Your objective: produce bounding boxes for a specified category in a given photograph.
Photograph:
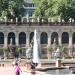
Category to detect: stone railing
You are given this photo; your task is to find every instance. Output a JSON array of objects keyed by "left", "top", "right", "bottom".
[
  {"left": 0, "top": 17, "right": 75, "bottom": 26},
  {"left": 0, "top": 21, "right": 75, "bottom": 26}
]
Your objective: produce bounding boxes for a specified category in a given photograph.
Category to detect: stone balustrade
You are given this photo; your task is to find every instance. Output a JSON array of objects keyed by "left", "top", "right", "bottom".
[{"left": 0, "top": 17, "right": 74, "bottom": 26}]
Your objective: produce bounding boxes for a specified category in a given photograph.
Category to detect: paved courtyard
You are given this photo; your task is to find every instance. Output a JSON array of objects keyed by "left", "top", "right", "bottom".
[
  {"left": 0, "top": 66, "right": 74, "bottom": 75},
  {"left": 0, "top": 59, "right": 75, "bottom": 75},
  {"left": 0, "top": 66, "right": 33, "bottom": 75},
  {"left": 0, "top": 66, "right": 42, "bottom": 75}
]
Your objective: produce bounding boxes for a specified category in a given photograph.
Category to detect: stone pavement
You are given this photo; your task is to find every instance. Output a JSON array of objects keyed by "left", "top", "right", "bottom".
[
  {"left": 0, "top": 65, "right": 75, "bottom": 75},
  {"left": 0, "top": 66, "right": 74, "bottom": 75},
  {"left": 0, "top": 66, "right": 31, "bottom": 75},
  {"left": 0, "top": 59, "right": 75, "bottom": 75},
  {"left": 0, "top": 66, "right": 41, "bottom": 75}
]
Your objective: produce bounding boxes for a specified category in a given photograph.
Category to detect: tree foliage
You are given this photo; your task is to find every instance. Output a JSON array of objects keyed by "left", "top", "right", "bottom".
[
  {"left": 33, "top": 0, "right": 53, "bottom": 21},
  {"left": 58, "top": 0, "right": 75, "bottom": 22},
  {"left": 33, "top": 0, "right": 75, "bottom": 22},
  {"left": 0, "top": 0, "right": 24, "bottom": 20},
  {"left": 33, "top": 0, "right": 61, "bottom": 21}
]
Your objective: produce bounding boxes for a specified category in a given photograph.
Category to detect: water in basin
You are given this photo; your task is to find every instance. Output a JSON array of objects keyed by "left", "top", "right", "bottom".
[{"left": 38, "top": 68, "right": 73, "bottom": 75}]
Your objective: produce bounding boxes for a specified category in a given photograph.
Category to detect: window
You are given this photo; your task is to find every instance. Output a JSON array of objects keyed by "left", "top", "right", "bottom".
[
  {"left": 30, "top": 32, "right": 34, "bottom": 43},
  {"left": 41, "top": 32, "right": 48, "bottom": 44},
  {"left": 51, "top": 32, "right": 58, "bottom": 44},
  {"left": 0, "top": 32, "right": 4, "bottom": 44},
  {"left": 19, "top": 32, "right": 26, "bottom": 44},
  {"left": 8, "top": 32, "right": 15, "bottom": 44},
  {"left": 62, "top": 32, "right": 69, "bottom": 44}
]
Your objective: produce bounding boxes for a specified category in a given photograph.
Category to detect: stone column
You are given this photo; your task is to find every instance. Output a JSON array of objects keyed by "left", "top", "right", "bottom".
[
  {"left": 38, "top": 31, "right": 41, "bottom": 57},
  {"left": 47, "top": 32, "right": 51, "bottom": 47},
  {"left": 69, "top": 33, "right": 72, "bottom": 56},
  {"left": 4, "top": 33, "right": 8, "bottom": 60},
  {"left": 69, "top": 33, "right": 72, "bottom": 47},
  {"left": 58, "top": 33, "right": 62, "bottom": 46},
  {"left": 15, "top": 33, "right": 19, "bottom": 46},
  {"left": 47, "top": 32, "right": 51, "bottom": 59},
  {"left": 26, "top": 32, "right": 30, "bottom": 47},
  {"left": 4, "top": 34, "right": 8, "bottom": 48}
]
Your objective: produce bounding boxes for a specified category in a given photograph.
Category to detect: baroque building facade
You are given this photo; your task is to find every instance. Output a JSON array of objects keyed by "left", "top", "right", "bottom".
[{"left": 0, "top": 21, "right": 75, "bottom": 57}]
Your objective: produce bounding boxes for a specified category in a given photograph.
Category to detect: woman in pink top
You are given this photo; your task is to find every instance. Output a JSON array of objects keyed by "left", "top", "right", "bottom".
[{"left": 15, "top": 63, "right": 22, "bottom": 75}]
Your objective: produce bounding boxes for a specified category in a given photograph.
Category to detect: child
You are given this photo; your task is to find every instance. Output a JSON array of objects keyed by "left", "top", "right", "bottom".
[
  {"left": 31, "top": 60, "right": 38, "bottom": 69},
  {"left": 15, "top": 63, "right": 22, "bottom": 75}
]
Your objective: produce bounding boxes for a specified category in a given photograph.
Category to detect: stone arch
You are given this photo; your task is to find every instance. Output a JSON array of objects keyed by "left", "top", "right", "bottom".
[
  {"left": 40, "top": 32, "right": 48, "bottom": 44},
  {"left": 62, "top": 32, "right": 69, "bottom": 44},
  {"left": 0, "top": 32, "right": 4, "bottom": 44},
  {"left": 30, "top": 32, "right": 34, "bottom": 43},
  {"left": 8, "top": 32, "right": 15, "bottom": 44},
  {"left": 51, "top": 32, "right": 58, "bottom": 44},
  {"left": 19, "top": 32, "right": 26, "bottom": 44},
  {"left": 72, "top": 32, "right": 75, "bottom": 44}
]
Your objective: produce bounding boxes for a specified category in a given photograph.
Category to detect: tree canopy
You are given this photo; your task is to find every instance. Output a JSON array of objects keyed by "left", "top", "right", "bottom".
[
  {"left": 58, "top": 0, "right": 75, "bottom": 22},
  {"left": 0, "top": 0, "right": 24, "bottom": 20},
  {"left": 33, "top": 0, "right": 75, "bottom": 22},
  {"left": 0, "top": 0, "right": 75, "bottom": 22}
]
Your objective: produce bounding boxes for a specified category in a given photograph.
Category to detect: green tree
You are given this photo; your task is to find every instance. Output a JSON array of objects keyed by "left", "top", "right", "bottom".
[
  {"left": 0, "top": 0, "right": 24, "bottom": 20},
  {"left": 57, "top": 0, "right": 75, "bottom": 22},
  {"left": 33, "top": 0, "right": 75, "bottom": 22},
  {"left": 33, "top": 0, "right": 61, "bottom": 21},
  {"left": 33, "top": 0, "right": 49, "bottom": 21}
]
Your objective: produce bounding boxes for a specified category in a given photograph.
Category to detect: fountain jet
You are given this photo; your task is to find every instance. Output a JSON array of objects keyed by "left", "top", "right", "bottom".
[{"left": 33, "top": 29, "right": 40, "bottom": 63}]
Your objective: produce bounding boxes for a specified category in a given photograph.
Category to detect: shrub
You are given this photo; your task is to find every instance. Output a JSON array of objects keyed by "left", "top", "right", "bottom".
[
  {"left": 48, "top": 47, "right": 53, "bottom": 52},
  {"left": 60, "top": 47, "right": 65, "bottom": 52}
]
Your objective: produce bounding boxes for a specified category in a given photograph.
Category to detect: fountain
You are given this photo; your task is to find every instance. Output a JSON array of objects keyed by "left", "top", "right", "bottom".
[
  {"left": 25, "top": 29, "right": 40, "bottom": 70},
  {"left": 32, "top": 30, "right": 62, "bottom": 68},
  {"left": 25, "top": 30, "right": 73, "bottom": 75},
  {"left": 33, "top": 29, "right": 40, "bottom": 63}
]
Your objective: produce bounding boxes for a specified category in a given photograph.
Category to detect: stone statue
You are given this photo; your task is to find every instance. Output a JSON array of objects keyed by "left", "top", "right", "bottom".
[
  {"left": 53, "top": 47, "right": 62, "bottom": 59},
  {"left": 52, "top": 38, "right": 57, "bottom": 51},
  {"left": 52, "top": 38, "right": 62, "bottom": 59},
  {"left": 10, "top": 38, "right": 13, "bottom": 45},
  {"left": 54, "top": 38, "right": 56, "bottom": 43},
  {"left": 26, "top": 44, "right": 33, "bottom": 59}
]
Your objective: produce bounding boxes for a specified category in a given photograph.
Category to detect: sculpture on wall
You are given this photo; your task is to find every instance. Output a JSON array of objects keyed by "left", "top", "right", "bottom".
[{"left": 52, "top": 38, "right": 62, "bottom": 59}]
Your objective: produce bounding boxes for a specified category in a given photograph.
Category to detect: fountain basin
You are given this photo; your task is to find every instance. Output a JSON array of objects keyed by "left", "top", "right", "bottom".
[
  {"left": 34, "top": 67, "right": 72, "bottom": 74},
  {"left": 35, "top": 66, "right": 69, "bottom": 71},
  {"left": 44, "top": 68, "right": 72, "bottom": 74}
]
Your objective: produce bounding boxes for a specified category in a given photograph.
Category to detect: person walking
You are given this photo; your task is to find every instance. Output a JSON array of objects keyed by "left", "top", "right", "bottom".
[{"left": 15, "top": 63, "right": 22, "bottom": 75}]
